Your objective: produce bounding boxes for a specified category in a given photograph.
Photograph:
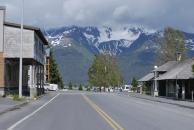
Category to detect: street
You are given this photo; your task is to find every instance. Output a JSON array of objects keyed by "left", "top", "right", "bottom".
[{"left": 1, "top": 92, "right": 194, "bottom": 130}]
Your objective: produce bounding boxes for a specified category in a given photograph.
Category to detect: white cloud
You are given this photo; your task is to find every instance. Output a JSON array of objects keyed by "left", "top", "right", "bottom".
[{"left": 0, "top": 0, "right": 194, "bottom": 32}]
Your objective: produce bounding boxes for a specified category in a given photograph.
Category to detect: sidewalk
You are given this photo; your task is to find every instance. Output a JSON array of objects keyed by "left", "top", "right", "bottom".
[
  {"left": 0, "top": 97, "right": 29, "bottom": 115},
  {"left": 117, "top": 92, "right": 194, "bottom": 109},
  {"left": 0, "top": 91, "right": 56, "bottom": 115}
]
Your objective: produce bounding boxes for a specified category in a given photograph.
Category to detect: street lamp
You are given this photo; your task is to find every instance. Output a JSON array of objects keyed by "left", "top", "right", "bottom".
[
  {"left": 19, "top": 0, "right": 24, "bottom": 98},
  {"left": 154, "top": 65, "right": 158, "bottom": 97}
]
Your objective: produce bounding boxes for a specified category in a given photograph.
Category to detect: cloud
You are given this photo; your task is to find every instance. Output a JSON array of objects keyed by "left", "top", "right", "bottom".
[{"left": 0, "top": 0, "right": 194, "bottom": 32}]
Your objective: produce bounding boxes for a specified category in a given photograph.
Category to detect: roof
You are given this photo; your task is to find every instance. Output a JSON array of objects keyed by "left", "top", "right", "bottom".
[
  {"left": 4, "top": 22, "right": 48, "bottom": 45},
  {"left": 157, "top": 59, "right": 194, "bottom": 80},
  {"left": 0, "top": 6, "right": 6, "bottom": 10},
  {"left": 155, "top": 61, "right": 178, "bottom": 72},
  {"left": 138, "top": 72, "right": 154, "bottom": 82}
]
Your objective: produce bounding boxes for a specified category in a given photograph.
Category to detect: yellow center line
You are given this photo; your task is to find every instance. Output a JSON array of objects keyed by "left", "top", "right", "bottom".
[{"left": 82, "top": 94, "right": 124, "bottom": 130}]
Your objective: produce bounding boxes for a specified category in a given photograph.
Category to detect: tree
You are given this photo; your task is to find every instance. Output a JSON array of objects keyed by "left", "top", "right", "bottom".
[
  {"left": 157, "top": 27, "right": 187, "bottom": 65},
  {"left": 78, "top": 84, "right": 83, "bottom": 91},
  {"left": 192, "top": 64, "right": 194, "bottom": 74},
  {"left": 131, "top": 77, "right": 138, "bottom": 92},
  {"left": 50, "top": 50, "right": 64, "bottom": 89},
  {"left": 88, "top": 54, "right": 122, "bottom": 89},
  {"left": 142, "top": 84, "right": 149, "bottom": 95},
  {"left": 68, "top": 81, "right": 73, "bottom": 90}
]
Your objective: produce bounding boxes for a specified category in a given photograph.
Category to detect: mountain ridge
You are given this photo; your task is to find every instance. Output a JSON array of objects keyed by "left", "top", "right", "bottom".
[{"left": 45, "top": 25, "right": 194, "bottom": 84}]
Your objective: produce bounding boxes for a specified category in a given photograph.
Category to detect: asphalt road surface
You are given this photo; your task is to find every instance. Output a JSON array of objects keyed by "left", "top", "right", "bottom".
[{"left": 1, "top": 92, "right": 194, "bottom": 130}]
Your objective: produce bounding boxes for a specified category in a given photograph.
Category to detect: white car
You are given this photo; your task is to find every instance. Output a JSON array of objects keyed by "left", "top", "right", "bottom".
[
  {"left": 44, "top": 83, "right": 58, "bottom": 91},
  {"left": 122, "top": 85, "right": 132, "bottom": 92},
  {"left": 109, "top": 88, "right": 114, "bottom": 92}
]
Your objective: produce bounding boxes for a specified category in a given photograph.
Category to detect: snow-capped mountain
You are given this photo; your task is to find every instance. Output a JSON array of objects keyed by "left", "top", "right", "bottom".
[
  {"left": 45, "top": 25, "right": 162, "bottom": 55},
  {"left": 45, "top": 25, "right": 194, "bottom": 84}
]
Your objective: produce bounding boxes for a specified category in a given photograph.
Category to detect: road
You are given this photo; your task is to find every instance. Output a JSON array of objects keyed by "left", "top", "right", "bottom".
[{"left": 1, "top": 92, "right": 194, "bottom": 130}]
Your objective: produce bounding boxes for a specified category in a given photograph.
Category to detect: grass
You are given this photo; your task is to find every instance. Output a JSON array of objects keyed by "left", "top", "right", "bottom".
[{"left": 13, "top": 95, "right": 24, "bottom": 101}]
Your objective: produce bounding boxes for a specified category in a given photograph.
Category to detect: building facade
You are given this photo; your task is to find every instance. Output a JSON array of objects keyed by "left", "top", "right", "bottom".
[
  {"left": 45, "top": 48, "right": 50, "bottom": 83},
  {"left": 0, "top": 7, "right": 49, "bottom": 98},
  {"left": 139, "top": 59, "right": 194, "bottom": 100}
]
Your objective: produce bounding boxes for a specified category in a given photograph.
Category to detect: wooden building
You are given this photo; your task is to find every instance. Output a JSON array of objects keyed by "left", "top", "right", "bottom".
[{"left": 139, "top": 59, "right": 194, "bottom": 100}]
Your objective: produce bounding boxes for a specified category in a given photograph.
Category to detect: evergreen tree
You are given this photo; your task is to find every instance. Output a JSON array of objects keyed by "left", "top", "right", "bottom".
[
  {"left": 78, "top": 84, "right": 83, "bottom": 91},
  {"left": 68, "top": 81, "right": 73, "bottom": 90},
  {"left": 49, "top": 50, "right": 64, "bottom": 89},
  {"left": 131, "top": 77, "right": 138, "bottom": 92},
  {"left": 88, "top": 54, "right": 122, "bottom": 89},
  {"left": 157, "top": 27, "right": 187, "bottom": 65}
]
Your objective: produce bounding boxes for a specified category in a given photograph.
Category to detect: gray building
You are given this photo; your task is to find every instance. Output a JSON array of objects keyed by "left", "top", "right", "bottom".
[
  {"left": 139, "top": 59, "right": 194, "bottom": 100},
  {"left": 0, "top": 7, "right": 49, "bottom": 98}
]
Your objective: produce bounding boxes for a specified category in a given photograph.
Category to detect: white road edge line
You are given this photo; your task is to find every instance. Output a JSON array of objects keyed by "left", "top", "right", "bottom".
[{"left": 7, "top": 93, "right": 61, "bottom": 130}]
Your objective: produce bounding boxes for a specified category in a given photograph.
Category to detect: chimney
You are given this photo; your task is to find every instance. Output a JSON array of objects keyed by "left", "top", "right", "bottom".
[
  {"left": 0, "top": 6, "right": 5, "bottom": 53},
  {"left": 177, "top": 52, "right": 182, "bottom": 61}
]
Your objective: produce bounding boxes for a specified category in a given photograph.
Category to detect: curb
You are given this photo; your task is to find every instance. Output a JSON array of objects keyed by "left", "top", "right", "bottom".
[
  {"left": 118, "top": 92, "right": 194, "bottom": 109},
  {"left": 0, "top": 101, "right": 29, "bottom": 116}
]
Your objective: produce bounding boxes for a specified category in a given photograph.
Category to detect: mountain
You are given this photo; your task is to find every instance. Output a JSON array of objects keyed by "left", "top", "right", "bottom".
[{"left": 45, "top": 26, "right": 194, "bottom": 84}]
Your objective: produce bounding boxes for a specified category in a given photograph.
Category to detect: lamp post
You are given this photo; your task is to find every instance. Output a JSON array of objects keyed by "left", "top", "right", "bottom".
[
  {"left": 154, "top": 65, "right": 158, "bottom": 97},
  {"left": 19, "top": 0, "right": 24, "bottom": 98}
]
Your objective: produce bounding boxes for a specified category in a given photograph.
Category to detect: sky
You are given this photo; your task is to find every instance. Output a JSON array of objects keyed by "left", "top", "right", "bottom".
[{"left": 0, "top": 0, "right": 194, "bottom": 32}]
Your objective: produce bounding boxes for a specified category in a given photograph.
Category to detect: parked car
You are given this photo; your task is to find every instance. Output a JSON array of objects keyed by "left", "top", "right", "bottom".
[
  {"left": 109, "top": 87, "right": 114, "bottom": 92},
  {"left": 92, "top": 87, "right": 99, "bottom": 92},
  {"left": 44, "top": 83, "right": 58, "bottom": 91},
  {"left": 122, "top": 85, "right": 132, "bottom": 92}
]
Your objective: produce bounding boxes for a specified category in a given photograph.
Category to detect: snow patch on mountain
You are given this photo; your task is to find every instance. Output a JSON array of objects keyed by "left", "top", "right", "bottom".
[
  {"left": 98, "top": 27, "right": 140, "bottom": 47},
  {"left": 97, "top": 26, "right": 156, "bottom": 48},
  {"left": 186, "top": 39, "right": 194, "bottom": 50},
  {"left": 48, "top": 34, "right": 63, "bottom": 46},
  {"left": 83, "top": 32, "right": 96, "bottom": 43}
]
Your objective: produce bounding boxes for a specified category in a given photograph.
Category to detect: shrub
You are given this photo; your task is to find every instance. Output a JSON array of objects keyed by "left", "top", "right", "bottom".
[{"left": 13, "top": 95, "right": 23, "bottom": 101}]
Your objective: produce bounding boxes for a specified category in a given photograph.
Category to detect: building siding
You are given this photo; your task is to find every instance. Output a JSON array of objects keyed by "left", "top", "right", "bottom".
[
  {"left": 0, "top": 52, "right": 4, "bottom": 88},
  {"left": 4, "top": 26, "right": 34, "bottom": 58},
  {"left": 0, "top": 9, "right": 5, "bottom": 52}
]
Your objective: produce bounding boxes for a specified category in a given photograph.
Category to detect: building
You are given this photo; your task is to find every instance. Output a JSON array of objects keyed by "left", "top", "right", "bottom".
[
  {"left": 0, "top": 6, "right": 49, "bottom": 98},
  {"left": 139, "top": 59, "right": 194, "bottom": 100},
  {"left": 45, "top": 48, "right": 50, "bottom": 83}
]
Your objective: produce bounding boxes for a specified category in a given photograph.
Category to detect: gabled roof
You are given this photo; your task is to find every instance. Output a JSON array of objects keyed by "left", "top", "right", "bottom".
[
  {"left": 157, "top": 59, "right": 194, "bottom": 80},
  {"left": 4, "top": 22, "right": 48, "bottom": 45},
  {"left": 139, "top": 59, "right": 194, "bottom": 81},
  {"left": 138, "top": 72, "right": 154, "bottom": 82},
  {"left": 155, "top": 61, "right": 178, "bottom": 72}
]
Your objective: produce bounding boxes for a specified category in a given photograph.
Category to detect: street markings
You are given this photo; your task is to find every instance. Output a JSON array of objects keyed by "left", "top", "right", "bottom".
[
  {"left": 7, "top": 93, "right": 61, "bottom": 130},
  {"left": 82, "top": 94, "right": 124, "bottom": 130}
]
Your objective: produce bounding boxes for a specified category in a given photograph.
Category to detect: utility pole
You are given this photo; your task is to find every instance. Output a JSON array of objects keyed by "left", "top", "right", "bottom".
[{"left": 19, "top": 0, "right": 24, "bottom": 98}]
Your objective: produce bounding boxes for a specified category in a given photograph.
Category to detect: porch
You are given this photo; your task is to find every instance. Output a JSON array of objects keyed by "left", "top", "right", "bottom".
[
  {"left": 4, "top": 58, "right": 44, "bottom": 98},
  {"left": 158, "top": 79, "right": 194, "bottom": 100}
]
